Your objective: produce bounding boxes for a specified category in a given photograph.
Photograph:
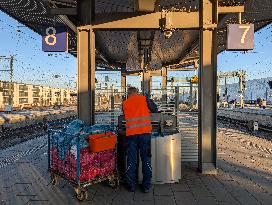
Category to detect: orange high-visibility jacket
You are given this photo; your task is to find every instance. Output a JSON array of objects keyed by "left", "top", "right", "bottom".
[{"left": 123, "top": 95, "right": 152, "bottom": 136}]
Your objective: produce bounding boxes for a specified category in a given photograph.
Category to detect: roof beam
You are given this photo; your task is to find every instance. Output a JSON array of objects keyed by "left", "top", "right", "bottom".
[
  {"left": 58, "top": 15, "right": 77, "bottom": 32},
  {"left": 169, "top": 67, "right": 196, "bottom": 71},
  {"left": 49, "top": 8, "right": 77, "bottom": 15},
  {"left": 48, "top": 0, "right": 77, "bottom": 32},
  {"left": 134, "top": 0, "right": 156, "bottom": 12},
  {"left": 96, "top": 68, "right": 121, "bottom": 72},
  {"left": 78, "top": 5, "right": 244, "bottom": 31},
  {"left": 218, "top": 6, "right": 244, "bottom": 14},
  {"left": 79, "top": 12, "right": 200, "bottom": 30},
  {"left": 49, "top": 0, "right": 76, "bottom": 7}
]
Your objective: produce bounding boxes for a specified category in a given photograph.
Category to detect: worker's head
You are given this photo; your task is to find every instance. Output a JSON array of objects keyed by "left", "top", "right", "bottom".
[{"left": 127, "top": 87, "right": 138, "bottom": 97}]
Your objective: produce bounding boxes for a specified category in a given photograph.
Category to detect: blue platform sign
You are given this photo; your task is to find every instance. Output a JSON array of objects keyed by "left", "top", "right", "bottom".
[{"left": 42, "top": 27, "right": 68, "bottom": 52}]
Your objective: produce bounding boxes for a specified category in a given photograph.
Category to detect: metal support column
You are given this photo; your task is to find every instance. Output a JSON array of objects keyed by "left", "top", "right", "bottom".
[
  {"left": 77, "top": 29, "right": 96, "bottom": 125},
  {"left": 121, "top": 75, "right": 127, "bottom": 94},
  {"left": 77, "top": 0, "right": 95, "bottom": 125},
  {"left": 217, "top": 77, "right": 220, "bottom": 105},
  {"left": 78, "top": 0, "right": 95, "bottom": 25},
  {"left": 189, "top": 82, "right": 193, "bottom": 109},
  {"left": 239, "top": 75, "right": 245, "bottom": 108},
  {"left": 265, "top": 87, "right": 268, "bottom": 102},
  {"left": 111, "top": 85, "right": 115, "bottom": 126},
  {"left": 142, "top": 71, "right": 151, "bottom": 96},
  {"left": 150, "top": 76, "right": 152, "bottom": 94},
  {"left": 175, "top": 86, "right": 180, "bottom": 117},
  {"left": 161, "top": 67, "right": 167, "bottom": 103},
  {"left": 224, "top": 77, "right": 228, "bottom": 102},
  {"left": 198, "top": 0, "right": 218, "bottom": 174}
]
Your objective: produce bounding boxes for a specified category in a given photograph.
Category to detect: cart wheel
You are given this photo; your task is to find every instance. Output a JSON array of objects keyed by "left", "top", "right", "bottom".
[
  {"left": 76, "top": 189, "right": 88, "bottom": 201},
  {"left": 51, "top": 174, "right": 59, "bottom": 186},
  {"left": 108, "top": 177, "right": 119, "bottom": 189}
]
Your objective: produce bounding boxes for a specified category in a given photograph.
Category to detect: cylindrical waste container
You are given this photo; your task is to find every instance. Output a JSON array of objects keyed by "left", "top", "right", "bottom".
[{"left": 138, "top": 133, "right": 181, "bottom": 184}]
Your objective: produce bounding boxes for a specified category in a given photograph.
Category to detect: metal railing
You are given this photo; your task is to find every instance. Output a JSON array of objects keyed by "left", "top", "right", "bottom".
[{"left": 94, "top": 86, "right": 181, "bottom": 127}]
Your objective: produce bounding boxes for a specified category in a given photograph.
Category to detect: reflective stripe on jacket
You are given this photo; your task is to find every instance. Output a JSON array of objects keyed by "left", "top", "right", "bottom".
[{"left": 123, "top": 95, "right": 152, "bottom": 136}]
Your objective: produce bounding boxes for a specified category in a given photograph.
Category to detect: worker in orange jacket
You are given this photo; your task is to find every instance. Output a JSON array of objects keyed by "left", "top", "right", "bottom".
[{"left": 123, "top": 87, "right": 157, "bottom": 193}]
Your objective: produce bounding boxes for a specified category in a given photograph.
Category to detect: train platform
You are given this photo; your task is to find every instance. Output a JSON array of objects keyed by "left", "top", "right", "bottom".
[{"left": 0, "top": 114, "right": 271, "bottom": 205}]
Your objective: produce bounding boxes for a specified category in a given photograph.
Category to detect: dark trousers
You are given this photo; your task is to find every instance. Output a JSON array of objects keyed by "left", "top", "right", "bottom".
[{"left": 126, "top": 133, "right": 152, "bottom": 189}]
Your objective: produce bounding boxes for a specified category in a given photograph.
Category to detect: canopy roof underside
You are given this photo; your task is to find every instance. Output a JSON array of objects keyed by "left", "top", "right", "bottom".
[{"left": 0, "top": 0, "right": 271, "bottom": 70}]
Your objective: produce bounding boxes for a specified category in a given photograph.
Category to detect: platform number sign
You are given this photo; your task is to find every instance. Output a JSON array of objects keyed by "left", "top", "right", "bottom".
[
  {"left": 42, "top": 27, "right": 68, "bottom": 52},
  {"left": 227, "top": 24, "right": 254, "bottom": 50}
]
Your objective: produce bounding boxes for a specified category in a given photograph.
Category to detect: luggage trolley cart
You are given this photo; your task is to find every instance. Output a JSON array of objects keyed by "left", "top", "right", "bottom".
[{"left": 48, "top": 129, "right": 119, "bottom": 201}]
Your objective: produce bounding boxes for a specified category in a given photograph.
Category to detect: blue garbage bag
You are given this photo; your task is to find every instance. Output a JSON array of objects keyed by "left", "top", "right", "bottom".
[
  {"left": 53, "top": 121, "right": 116, "bottom": 160},
  {"left": 57, "top": 119, "right": 85, "bottom": 160},
  {"left": 65, "top": 119, "right": 85, "bottom": 134},
  {"left": 82, "top": 124, "right": 114, "bottom": 134}
]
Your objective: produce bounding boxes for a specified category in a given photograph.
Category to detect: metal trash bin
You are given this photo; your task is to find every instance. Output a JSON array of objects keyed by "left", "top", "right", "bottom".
[{"left": 138, "top": 133, "right": 181, "bottom": 184}]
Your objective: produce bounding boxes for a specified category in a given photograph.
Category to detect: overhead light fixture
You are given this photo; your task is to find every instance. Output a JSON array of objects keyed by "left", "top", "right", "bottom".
[
  {"left": 163, "top": 30, "right": 173, "bottom": 39},
  {"left": 160, "top": 10, "right": 174, "bottom": 39}
]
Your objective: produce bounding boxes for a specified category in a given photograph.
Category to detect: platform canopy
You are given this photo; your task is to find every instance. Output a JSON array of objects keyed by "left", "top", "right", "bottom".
[{"left": 0, "top": 0, "right": 271, "bottom": 70}]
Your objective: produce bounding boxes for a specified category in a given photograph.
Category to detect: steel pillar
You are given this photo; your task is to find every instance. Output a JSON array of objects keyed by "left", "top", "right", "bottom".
[
  {"left": 265, "top": 87, "right": 268, "bottom": 101},
  {"left": 175, "top": 86, "right": 180, "bottom": 117},
  {"left": 239, "top": 75, "right": 245, "bottom": 108},
  {"left": 198, "top": 0, "right": 218, "bottom": 174},
  {"left": 142, "top": 71, "right": 151, "bottom": 96},
  {"left": 77, "top": 0, "right": 95, "bottom": 25},
  {"left": 189, "top": 82, "right": 193, "bottom": 109},
  {"left": 77, "top": 29, "right": 96, "bottom": 125},
  {"left": 121, "top": 75, "right": 127, "bottom": 93},
  {"left": 111, "top": 85, "right": 115, "bottom": 126},
  {"left": 161, "top": 67, "right": 167, "bottom": 103},
  {"left": 150, "top": 76, "right": 152, "bottom": 94}
]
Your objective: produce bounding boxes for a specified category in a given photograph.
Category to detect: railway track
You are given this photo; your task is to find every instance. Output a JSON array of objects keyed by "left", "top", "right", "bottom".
[
  {"left": 217, "top": 117, "right": 272, "bottom": 143},
  {"left": 218, "top": 115, "right": 272, "bottom": 134},
  {"left": 0, "top": 116, "right": 76, "bottom": 150}
]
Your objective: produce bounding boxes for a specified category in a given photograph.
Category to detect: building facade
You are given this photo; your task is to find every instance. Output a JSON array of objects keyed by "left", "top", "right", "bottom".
[{"left": 0, "top": 81, "right": 76, "bottom": 110}]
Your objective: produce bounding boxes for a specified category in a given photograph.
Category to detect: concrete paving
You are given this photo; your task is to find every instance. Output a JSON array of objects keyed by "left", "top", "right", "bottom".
[{"left": 0, "top": 113, "right": 271, "bottom": 205}]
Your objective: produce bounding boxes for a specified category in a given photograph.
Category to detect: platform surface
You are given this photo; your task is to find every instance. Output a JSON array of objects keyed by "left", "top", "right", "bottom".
[{"left": 0, "top": 113, "right": 271, "bottom": 205}]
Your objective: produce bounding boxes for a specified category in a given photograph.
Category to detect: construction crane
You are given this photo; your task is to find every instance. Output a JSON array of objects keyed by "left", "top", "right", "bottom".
[
  {"left": 217, "top": 70, "right": 246, "bottom": 108},
  {"left": 169, "top": 76, "right": 198, "bottom": 109}
]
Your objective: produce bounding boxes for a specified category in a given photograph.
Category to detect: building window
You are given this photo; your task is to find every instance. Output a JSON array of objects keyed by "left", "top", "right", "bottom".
[
  {"left": 19, "top": 98, "right": 28, "bottom": 104},
  {"left": 3, "top": 97, "right": 9, "bottom": 104},
  {"left": 19, "top": 91, "right": 28, "bottom": 97},
  {"left": 19, "top": 85, "right": 28, "bottom": 90},
  {"left": 3, "top": 90, "right": 11, "bottom": 96},
  {"left": 2, "top": 83, "right": 14, "bottom": 90},
  {"left": 33, "top": 98, "right": 39, "bottom": 103},
  {"left": 33, "top": 93, "right": 39, "bottom": 97}
]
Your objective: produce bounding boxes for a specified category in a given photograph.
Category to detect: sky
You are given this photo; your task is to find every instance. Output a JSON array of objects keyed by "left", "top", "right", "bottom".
[
  {"left": 0, "top": 10, "right": 272, "bottom": 89},
  {"left": 0, "top": 11, "right": 76, "bottom": 89}
]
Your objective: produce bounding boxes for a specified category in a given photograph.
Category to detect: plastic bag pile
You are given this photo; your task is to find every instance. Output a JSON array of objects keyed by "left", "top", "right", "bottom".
[
  {"left": 49, "top": 120, "right": 116, "bottom": 182},
  {"left": 50, "top": 119, "right": 114, "bottom": 160},
  {"left": 50, "top": 147, "right": 115, "bottom": 182}
]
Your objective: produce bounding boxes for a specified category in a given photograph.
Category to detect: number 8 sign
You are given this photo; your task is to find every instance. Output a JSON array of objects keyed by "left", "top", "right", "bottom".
[
  {"left": 42, "top": 27, "right": 68, "bottom": 52},
  {"left": 45, "top": 27, "right": 57, "bottom": 46},
  {"left": 227, "top": 24, "right": 254, "bottom": 50}
]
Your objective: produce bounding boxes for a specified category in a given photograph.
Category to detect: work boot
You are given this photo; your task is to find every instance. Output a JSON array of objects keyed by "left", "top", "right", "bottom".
[
  {"left": 143, "top": 188, "right": 150, "bottom": 193},
  {"left": 127, "top": 185, "right": 135, "bottom": 192}
]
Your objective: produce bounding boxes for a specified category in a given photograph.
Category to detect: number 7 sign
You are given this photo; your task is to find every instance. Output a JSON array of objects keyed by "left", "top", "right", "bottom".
[{"left": 227, "top": 24, "right": 254, "bottom": 50}]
